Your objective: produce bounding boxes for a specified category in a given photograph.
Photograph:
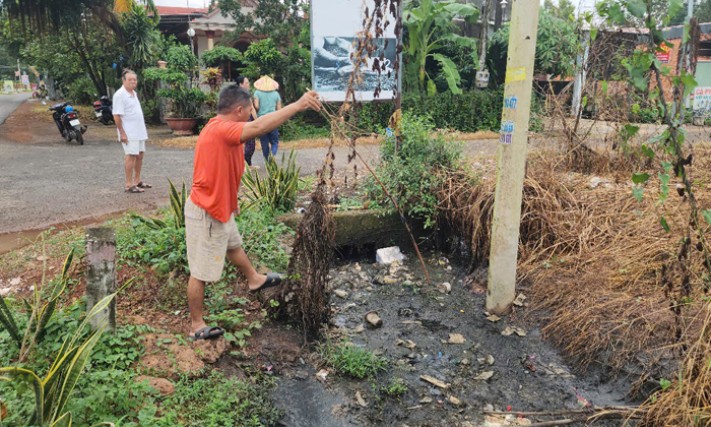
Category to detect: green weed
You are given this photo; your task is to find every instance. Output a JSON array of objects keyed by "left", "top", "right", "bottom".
[
  {"left": 155, "top": 370, "right": 281, "bottom": 427},
  {"left": 206, "top": 299, "right": 263, "bottom": 348},
  {"left": 381, "top": 377, "right": 408, "bottom": 397},
  {"left": 321, "top": 341, "right": 388, "bottom": 379}
]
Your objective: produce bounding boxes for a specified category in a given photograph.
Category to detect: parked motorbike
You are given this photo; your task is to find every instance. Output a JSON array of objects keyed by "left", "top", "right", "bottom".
[
  {"left": 92, "top": 95, "right": 114, "bottom": 125},
  {"left": 49, "top": 102, "right": 86, "bottom": 145}
]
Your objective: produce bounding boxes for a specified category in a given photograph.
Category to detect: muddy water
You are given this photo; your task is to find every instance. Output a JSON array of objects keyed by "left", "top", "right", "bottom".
[{"left": 269, "top": 253, "right": 631, "bottom": 427}]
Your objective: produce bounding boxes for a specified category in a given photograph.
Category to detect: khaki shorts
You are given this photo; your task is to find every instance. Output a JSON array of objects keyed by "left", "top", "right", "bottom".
[{"left": 185, "top": 198, "right": 243, "bottom": 282}]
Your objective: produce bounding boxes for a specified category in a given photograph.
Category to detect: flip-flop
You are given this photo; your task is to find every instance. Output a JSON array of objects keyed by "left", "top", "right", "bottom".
[
  {"left": 125, "top": 185, "right": 144, "bottom": 193},
  {"left": 190, "top": 326, "right": 224, "bottom": 340},
  {"left": 250, "top": 272, "right": 283, "bottom": 293},
  {"left": 137, "top": 181, "right": 152, "bottom": 189}
]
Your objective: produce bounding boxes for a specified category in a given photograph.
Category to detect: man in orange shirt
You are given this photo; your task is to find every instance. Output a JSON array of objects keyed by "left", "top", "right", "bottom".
[{"left": 185, "top": 85, "right": 321, "bottom": 340}]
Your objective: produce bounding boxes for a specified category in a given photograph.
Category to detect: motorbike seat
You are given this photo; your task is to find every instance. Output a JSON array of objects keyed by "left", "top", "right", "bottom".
[{"left": 50, "top": 102, "right": 68, "bottom": 111}]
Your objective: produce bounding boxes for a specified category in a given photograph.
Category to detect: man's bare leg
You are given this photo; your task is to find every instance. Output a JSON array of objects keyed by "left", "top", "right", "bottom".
[
  {"left": 134, "top": 151, "right": 144, "bottom": 186},
  {"left": 124, "top": 155, "right": 137, "bottom": 189},
  {"left": 187, "top": 275, "right": 208, "bottom": 334},
  {"left": 226, "top": 247, "right": 268, "bottom": 291}
]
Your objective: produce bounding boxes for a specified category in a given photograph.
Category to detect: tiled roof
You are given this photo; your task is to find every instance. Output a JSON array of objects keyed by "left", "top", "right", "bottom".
[{"left": 154, "top": 6, "right": 208, "bottom": 16}]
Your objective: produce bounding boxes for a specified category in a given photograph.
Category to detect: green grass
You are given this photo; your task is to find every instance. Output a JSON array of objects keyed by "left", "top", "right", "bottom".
[
  {"left": 154, "top": 370, "right": 281, "bottom": 427},
  {"left": 321, "top": 341, "right": 389, "bottom": 379}
]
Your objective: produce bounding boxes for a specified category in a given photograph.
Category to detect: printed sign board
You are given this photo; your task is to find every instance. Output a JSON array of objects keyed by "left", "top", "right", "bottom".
[
  {"left": 3, "top": 80, "right": 13, "bottom": 93},
  {"left": 655, "top": 42, "right": 672, "bottom": 63},
  {"left": 310, "top": 0, "right": 401, "bottom": 102},
  {"left": 693, "top": 86, "right": 711, "bottom": 117}
]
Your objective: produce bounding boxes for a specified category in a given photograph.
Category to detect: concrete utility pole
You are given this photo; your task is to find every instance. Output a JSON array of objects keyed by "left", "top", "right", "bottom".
[{"left": 486, "top": 0, "right": 541, "bottom": 314}]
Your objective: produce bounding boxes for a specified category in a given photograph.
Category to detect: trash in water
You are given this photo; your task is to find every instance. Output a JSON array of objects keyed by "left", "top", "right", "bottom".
[{"left": 376, "top": 246, "right": 406, "bottom": 264}]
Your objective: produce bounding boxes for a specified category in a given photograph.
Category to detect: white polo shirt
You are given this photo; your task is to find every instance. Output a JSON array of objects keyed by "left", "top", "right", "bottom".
[{"left": 113, "top": 86, "right": 148, "bottom": 141}]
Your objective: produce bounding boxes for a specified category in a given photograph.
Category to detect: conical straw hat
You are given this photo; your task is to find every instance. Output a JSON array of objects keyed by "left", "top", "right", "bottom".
[{"left": 254, "top": 75, "right": 279, "bottom": 91}]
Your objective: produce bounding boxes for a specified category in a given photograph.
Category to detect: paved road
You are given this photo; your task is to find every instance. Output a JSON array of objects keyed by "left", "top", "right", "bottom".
[
  {"left": 0, "top": 93, "right": 31, "bottom": 124},
  {"left": 0, "top": 98, "right": 388, "bottom": 236},
  {"left": 0, "top": 96, "right": 506, "bottom": 240}
]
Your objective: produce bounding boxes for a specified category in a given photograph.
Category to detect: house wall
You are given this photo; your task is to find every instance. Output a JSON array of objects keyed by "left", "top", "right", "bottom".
[
  {"left": 696, "top": 61, "right": 711, "bottom": 86},
  {"left": 651, "top": 33, "right": 711, "bottom": 100}
]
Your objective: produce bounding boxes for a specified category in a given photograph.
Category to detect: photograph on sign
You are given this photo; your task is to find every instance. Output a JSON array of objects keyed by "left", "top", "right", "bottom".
[{"left": 311, "top": 0, "right": 400, "bottom": 102}]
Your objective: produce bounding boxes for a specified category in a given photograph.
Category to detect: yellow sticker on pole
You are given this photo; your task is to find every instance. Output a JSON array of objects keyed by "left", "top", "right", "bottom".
[{"left": 505, "top": 67, "right": 527, "bottom": 84}]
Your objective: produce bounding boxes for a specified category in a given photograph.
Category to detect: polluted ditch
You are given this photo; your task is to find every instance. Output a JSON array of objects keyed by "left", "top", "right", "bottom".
[{"left": 263, "top": 250, "right": 632, "bottom": 427}]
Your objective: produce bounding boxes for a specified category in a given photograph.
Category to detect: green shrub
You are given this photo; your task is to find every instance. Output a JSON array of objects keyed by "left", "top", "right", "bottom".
[
  {"left": 403, "top": 89, "right": 504, "bottom": 132},
  {"left": 236, "top": 208, "right": 293, "bottom": 272},
  {"left": 65, "top": 76, "right": 97, "bottom": 105},
  {"left": 280, "top": 116, "right": 330, "bottom": 141},
  {"left": 631, "top": 102, "right": 662, "bottom": 123},
  {"left": 117, "top": 213, "right": 188, "bottom": 276},
  {"left": 366, "top": 113, "right": 463, "bottom": 228},
  {"left": 358, "top": 102, "right": 395, "bottom": 134}
]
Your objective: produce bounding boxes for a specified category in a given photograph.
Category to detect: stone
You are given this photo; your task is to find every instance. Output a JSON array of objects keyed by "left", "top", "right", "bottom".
[
  {"left": 365, "top": 311, "right": 383, "bottom": 328},
  {"left": 437, "top": 282, "right": 451, "bottom": 294}
]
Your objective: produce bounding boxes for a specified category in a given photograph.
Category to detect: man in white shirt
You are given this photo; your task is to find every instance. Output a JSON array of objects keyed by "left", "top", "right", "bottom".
[{"left": 113, "top": 69, "right": 151, "bottom": 193}]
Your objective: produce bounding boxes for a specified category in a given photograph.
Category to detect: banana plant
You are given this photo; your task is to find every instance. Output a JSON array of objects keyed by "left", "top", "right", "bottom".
[
  {"left": 0, "top": 294, "right": 116, "bottom": 427},
  {"left": 403, "top": 0, "right": 480, "bottom": 95}
]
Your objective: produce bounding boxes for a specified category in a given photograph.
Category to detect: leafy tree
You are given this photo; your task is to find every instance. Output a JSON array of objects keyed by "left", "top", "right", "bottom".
[
  {"left": 488, "top": 9, "right": 577, "bottom": 83},
  {"left": 544, "top": 0, "right": 576, "bottom": 20},
  {"left": 403, "top": 0, "right": 480, "bottom": 95},
  {"left": 201, "top": 45, "right": 241, "bottom": 80},
  {"left": 279, "top": 24, "right": 311, "bottom": 103},
  {"left": 241, "top": 38, "right": 284, "bottom": 79},
  {"left": 0, "top": 43, "right": 16, "bottom": 80},
  {"left": 218, "top": 0, "right": 308, "bottom": 49},
  {"left": 596, "top": 0, "right": 685, "bottom": 29},
  {"left": 121, "top": 2, "right": 162, "bottom": 72},
  {"left": 694, "top": 0, "right": 711, "bottom": 22},
  {"left": 17, "top": 13, "right": 121, "bottom": 97}
]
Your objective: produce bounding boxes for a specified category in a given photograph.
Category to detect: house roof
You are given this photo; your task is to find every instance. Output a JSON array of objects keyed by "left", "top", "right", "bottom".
[
  {"left": 664, "top": 22, "right": 711, "bottom": 39},
  {"left": 154, "top": 6, "right": 208, "bottom": 16}
]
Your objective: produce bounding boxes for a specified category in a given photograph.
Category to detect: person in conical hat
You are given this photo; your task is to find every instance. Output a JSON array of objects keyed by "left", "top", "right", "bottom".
[{"left": 253, "top": 75, "right": 282, "bottom": 160}]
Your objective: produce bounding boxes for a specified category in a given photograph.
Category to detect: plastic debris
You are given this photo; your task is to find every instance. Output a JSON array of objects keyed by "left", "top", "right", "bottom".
[{"left": 376, "top": 246, "right": 406, "bottom": 264}]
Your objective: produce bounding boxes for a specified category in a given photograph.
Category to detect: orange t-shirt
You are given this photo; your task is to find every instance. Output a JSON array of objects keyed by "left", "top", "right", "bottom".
[{"left": 190, "top": 116, "right": 245, "bottom": 223}]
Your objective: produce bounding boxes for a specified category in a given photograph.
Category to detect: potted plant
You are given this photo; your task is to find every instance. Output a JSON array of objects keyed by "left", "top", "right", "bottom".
[
  {"left": 144, "top": 46, "right": 206, "bottom": 135},
  {"left": 161, "top": 86, "right": 207, "bottom": 135}
]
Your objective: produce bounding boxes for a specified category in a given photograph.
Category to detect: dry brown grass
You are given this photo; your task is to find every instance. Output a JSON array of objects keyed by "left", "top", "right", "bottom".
[
  {"left": 437, "top": 147, "right": 711, "bottom": 396},
  {"left": 636, "top": 303, "right": 711, "bottom": 426}
]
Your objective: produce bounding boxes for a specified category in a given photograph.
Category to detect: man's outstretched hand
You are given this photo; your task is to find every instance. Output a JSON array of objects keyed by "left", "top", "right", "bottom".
[{"left": 298, "top": 91, "right": 322, "bottom": 112}]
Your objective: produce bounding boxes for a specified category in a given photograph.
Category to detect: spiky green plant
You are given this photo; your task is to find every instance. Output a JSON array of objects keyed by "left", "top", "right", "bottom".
[
  {"left": 242, "top": 150, "right": 301, "bottom": 213},
  {"left": 129, "top": 179, "right": 186, "bottom": 230},
  {"left": 0, "top": 293, "right": 116, "bottom": 426},
  {"left": 0, "top": 248, "right": 75, "bottom": 361}
]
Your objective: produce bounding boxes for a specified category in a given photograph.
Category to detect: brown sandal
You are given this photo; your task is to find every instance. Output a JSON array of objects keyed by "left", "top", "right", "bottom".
[{"left": 137, "top": 181, "right": 152, "bottom": 189}]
